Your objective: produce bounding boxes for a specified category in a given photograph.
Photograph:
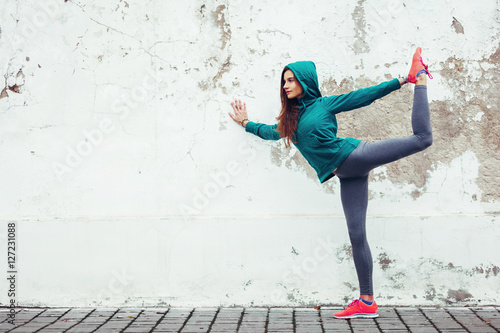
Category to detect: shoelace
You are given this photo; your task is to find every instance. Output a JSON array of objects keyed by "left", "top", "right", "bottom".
[
  {"left": 348, "top": 299, "right": 360, "bottom": 307},
  {"left": 420, "top": 57, "right": 433, "bottom": 79}
]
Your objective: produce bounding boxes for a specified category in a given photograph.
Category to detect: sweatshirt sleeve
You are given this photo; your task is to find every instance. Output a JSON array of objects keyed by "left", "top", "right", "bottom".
[
  {"left": 245, "top": 121, "right": 281, "bottom": 141},
  {"left": 322, "top": 78, "right": 401, "bottom": 114}
]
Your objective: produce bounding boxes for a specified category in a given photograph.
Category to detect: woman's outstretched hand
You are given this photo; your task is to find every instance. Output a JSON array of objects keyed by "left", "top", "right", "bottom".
[{"left": 229, "top": 99, "right": 249, "bottom": 127}]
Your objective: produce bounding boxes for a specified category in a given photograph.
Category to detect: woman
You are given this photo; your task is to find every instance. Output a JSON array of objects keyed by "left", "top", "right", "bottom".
[{"left": 228, "top": 48, "right": 433, "bottom": 319}]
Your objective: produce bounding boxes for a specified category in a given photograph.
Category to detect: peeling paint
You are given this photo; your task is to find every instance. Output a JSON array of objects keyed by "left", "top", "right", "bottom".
[
  {"left": 212, "top": 5, "right": 231, "bottom": 50},
  {"left": 283, "top": 150, "right": 317, "bottom": 182},
  {"left": 472, "top": 264, "right": 500, "bottom": 278},
  {"left": 372, "top": 247, "right": 500, "bottom": 304},
  {"left": 378, "top": 252, "right": 394, "bottom": 271},
  {"left": 8, "top": 84, "right": 21, "bottom": 93},
  {"left": 387, "top": 272, "right": 406, "bottom": 290},
  {"left": 270, "top": 141, "right": 337, "bottom": 194},
  {"left": 351, "top": 0, "right": 370, "bottom": 55},
  {"left": 447, "top": 289, "right": 473, "bottom": 302},
  {"left": 335, "top": 244, "right": 353, "bottom": 263},
  {"left": 452, "top": 17, "right": 465, "bottom": 34},
  {"left": 425, "top": 285, "right": 437, "bottom": 301},
  {"left": 0, "top": 87, "right": 8, "bottom": 99},
  {"left": 199, "top": 55, "right": 232, "bottom": 91},
  {"left": 270, "top": 145, "right": 284, "bottom": 167},
  {"left": 212, "top": 56, "right": 231, "bottom": 87},
  {"left": 243, "top": 280, "right": 252, "bottom": 290},
  {"left": 343, "top": 282, "right": 357, "bottom": 291},
  {"left": 320, "top": 75, "right": 430, "bottom": 193},
  {"left": 319, "top": 48, "right": 500, "bottom": 203},
  {"left": 421, "top": 258, "right": 500, "bottom": 279},
  {"left": 435, "top": 53, "right": 500, "bottom": 202},
  {"left": 257, "top": 29, "right": 292, "bottom": 42}
]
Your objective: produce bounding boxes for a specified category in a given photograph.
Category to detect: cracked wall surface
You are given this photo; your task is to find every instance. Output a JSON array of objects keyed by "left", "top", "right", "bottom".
[{"left": 0, "top": 0, "right": 498, "bottom": 307}]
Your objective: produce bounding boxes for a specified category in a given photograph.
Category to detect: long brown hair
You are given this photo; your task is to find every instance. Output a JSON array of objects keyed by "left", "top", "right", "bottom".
[{"left": 276, "top": 67, "right": 300, "bottom": 148}]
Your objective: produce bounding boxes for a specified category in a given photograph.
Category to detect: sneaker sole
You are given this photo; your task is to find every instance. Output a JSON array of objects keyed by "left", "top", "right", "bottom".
[{"left": 334, "top": 312, "right": 379, "bottom": 319}]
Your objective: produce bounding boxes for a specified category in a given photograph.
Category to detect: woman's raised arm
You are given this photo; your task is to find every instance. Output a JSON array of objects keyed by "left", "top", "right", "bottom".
[{"left": 322, "top": 78, "right": 403, "bottom": 114}]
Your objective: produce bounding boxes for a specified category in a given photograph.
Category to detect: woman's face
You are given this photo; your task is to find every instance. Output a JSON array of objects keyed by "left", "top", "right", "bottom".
[{"left": 283, "top": 69, "right": 304, "bottom": 99}]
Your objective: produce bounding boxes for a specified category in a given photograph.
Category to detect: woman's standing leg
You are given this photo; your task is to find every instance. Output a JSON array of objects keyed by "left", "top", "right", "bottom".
[
  {"left": 334, "top": 174, "right": 379, "bottom": 319},
  {"left": 339, "top": 176, "right": 373, "bottom": 297},
  {"left": 333, "top": 74, "right": 432, "bottom": 319}
]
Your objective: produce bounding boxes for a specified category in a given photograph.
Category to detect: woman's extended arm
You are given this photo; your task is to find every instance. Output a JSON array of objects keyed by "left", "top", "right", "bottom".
[
  {"left": 229, "top": 99, "right": 280, "bottom": 141},
  {"left": 322, "top": 78, "right": 404, "bottom": 114},
  {"left": 244, "top": 122, "right": 280, "bottom": 141},
  {"left": 229, "top": 99, "right": 249, "bottom": 127}
]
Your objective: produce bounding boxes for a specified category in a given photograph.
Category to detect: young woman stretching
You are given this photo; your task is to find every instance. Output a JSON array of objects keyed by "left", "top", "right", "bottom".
[{"left": 228, "top": 48, "right": 433, "bottom": 319}]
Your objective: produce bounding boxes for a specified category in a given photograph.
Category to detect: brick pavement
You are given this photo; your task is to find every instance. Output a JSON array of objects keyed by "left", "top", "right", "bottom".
[{"left": 0, "top": 306, "right": 498, "bottom": 333}]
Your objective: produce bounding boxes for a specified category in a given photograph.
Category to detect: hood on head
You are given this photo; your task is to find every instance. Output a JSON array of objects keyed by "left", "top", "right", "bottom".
[{"left": 285, "top": 61, "right": 322, "bottom": 105}]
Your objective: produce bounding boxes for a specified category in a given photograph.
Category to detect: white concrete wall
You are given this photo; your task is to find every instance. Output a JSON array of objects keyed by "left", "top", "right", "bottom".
[{"left": 0, "top": 0, "right": 499, "bottom": 307}]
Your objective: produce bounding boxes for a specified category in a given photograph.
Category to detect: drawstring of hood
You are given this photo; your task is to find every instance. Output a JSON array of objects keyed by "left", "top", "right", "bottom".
[{"left": 299, "top": 98, "right": 306, "bottom": 113}]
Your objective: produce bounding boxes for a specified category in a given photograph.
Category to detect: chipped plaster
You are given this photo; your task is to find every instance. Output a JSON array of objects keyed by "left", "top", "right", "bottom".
[{"left": 0, "top": 0, "right": 498, "bottom": 307}]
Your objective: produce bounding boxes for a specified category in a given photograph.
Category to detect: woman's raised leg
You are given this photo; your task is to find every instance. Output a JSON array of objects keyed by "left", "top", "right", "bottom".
[{"left": 334, "top": 75, "right": 432, "bottom": 179}]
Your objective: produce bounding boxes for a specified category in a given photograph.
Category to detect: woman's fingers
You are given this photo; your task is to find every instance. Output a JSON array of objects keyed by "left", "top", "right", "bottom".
[
  {"left": 229, "top": 100, "right": 241, "bottom": 124},
  {"left": 229, "top": 98, "right": 248, "bottom": 124},
  {"left": 231, "top": 100, "right": 238, "bottom": 114},
  {"left": 236, "top": 99, "right": 247, "bottom": 115}
]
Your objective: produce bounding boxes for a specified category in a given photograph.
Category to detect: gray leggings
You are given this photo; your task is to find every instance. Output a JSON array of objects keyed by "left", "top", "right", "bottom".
[{"left": 334, "top": 85, "right": 432, "bottom": 295}]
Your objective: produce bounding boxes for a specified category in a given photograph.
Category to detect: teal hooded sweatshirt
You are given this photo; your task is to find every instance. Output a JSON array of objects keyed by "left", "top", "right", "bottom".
[{"left": 245, "top": 61, "right": 401, "bottom": 183}]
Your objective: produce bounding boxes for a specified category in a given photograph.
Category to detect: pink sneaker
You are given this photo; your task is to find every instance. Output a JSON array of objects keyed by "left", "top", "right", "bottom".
[
  {"left": 407, "top": 47, "right": 433, "bottom": 83},
  {"left": 333, "top": 299, "right": 379, "bottom": 319}
]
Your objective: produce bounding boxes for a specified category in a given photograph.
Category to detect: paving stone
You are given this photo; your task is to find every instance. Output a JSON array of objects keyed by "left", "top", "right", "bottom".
[
  {"left": 380, "top": 307, "right": 402, "bottom": 318},
  {"left": 155, "top": 323, "right": 185, "bottom": 330},
  {"left": 296, "top": 328, "right": 323, "bottom": 333},
  {"left": 351, "top": 328, "right": 380, "bottom": 333},
  {"left": 399, "top": 317, "right": 430, "bottom": 325},
  {"left": 466, "top": 324, "right": 496, "bottom": 330},
  {"left": 123, "top": 327, "right": 156, "bottom": 333},
  {"left": 488, "top": 319, "right": 500, "bottom": 328},
  {"left": 240, "top": 322, "right": 267, "bottom": 327},
  {"left": 267, "top": 323, "right": 294, "bottom": 329},
  {"left": 65, "top": 324, "right": 103, "bottom": 333},
  {"left": 405, "top": 326, "right": 439, "bottom": 332},
  {"left": 179, "top": 324, "right": 211, "bottom": 330}
]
